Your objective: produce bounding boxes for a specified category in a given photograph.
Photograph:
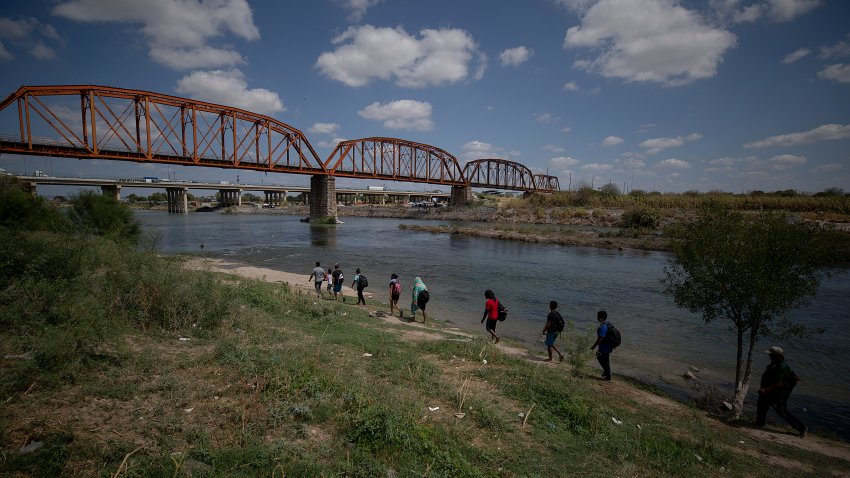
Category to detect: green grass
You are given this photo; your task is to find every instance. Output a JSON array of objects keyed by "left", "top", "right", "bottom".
[{"left": 1, "top": 226, "right": 846, "bottom": 477}]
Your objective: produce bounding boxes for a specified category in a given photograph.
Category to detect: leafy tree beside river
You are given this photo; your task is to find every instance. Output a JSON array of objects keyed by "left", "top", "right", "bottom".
[{"left": 662, "top": 208, "right": 839, "bottom": 420}]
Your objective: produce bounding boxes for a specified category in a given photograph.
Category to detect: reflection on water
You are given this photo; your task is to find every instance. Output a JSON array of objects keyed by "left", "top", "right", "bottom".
[
  {"left": 309, "top": 224, "right": 337, "bottom": 247},
  {"left": 136, "top": 210, "right": 850, "bottom": 440}
]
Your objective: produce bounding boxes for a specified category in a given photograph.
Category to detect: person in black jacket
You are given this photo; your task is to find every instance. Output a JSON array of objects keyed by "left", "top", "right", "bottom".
[{"left": 756, "top": 346, "right": 807, "bottom": 437}]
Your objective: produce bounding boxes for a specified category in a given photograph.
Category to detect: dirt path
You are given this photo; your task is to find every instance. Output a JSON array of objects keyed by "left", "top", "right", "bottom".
[{"left": 185, "top": 257, "right": 850, "bottom": 468}]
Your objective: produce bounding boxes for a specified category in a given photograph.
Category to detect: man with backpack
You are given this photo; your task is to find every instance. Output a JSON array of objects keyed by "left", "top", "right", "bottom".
[
  {"left": 541, "top": 301, "right": 565, "bottom": 362},
  {"left": 756, "top": 346, "right": 807, "bottom": 437},
  {"left": 590, "top": 310, "right": 620, "bottom": 381},
  {"left": 351, "top": 268, "right": 368, "bottom": 305}
]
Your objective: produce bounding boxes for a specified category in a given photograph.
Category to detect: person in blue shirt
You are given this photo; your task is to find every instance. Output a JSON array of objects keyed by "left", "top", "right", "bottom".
[{"left": 590, "top": 310, "right": 613, "bottom": 381}]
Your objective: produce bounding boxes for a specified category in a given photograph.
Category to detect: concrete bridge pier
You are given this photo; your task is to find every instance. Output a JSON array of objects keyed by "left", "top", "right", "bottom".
[
  {"left": 264, "top": 191, "right": 285, "bottom": 207},
  {"left": 219, "top": 189, "right": 242, "bottom": 207},
  {"left": 166, "top": 187, "right": 188, "bottom": 213},
  {"left": 450, "top": 185, "right": 473, "bottom": 206},
  {"left": 101, "top": 184, "right": 121, "bottom": 201},
  {"left": 309, "top": 175, "right": 337, "bottom": 220}
]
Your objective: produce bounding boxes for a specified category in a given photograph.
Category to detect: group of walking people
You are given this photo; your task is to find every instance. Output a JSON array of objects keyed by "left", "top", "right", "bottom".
[
  {"left": 308, "top": 262, "right": 807, "bottom": 437},
  {"left": 308, "top": 262, "right": 430, "bottom": 321}
]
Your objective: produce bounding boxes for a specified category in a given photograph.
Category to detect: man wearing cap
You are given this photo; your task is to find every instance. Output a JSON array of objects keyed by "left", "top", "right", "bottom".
[{"left": 756, "top": 346, "right": 807, "bottom": 437}]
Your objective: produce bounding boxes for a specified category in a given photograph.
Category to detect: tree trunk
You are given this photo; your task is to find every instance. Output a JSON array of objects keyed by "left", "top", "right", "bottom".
[
  {"left": 731, "top": 326, "right": 759, "bottom": 420},
  {"left": 731, "top": 327, "right": 746, "bottom": 419}
]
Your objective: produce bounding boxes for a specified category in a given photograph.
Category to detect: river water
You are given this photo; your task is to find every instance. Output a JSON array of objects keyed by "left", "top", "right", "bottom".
[{"left": 135, "top": 211, "right": 850, "bottom": 440}]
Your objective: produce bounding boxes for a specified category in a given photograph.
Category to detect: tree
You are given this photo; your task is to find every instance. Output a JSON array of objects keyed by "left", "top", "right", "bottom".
[
  {"left": 662, "top": 208, "right": 833, "bottom": 420},
  {"left": 68, "top": 191, "right": 141, "bottom": 244},
  {"left": 599, "top": 183, "right": 621, "bottom": 197}
]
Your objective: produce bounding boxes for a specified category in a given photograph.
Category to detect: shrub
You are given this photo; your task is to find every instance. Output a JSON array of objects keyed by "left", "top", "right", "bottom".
[
  {"left": 0, "top": 179, "right": 70, "bottom": 232},
  {"left": 68, "top": 190, "right": 141, "bottom": 244},
  {"left": 619, "top": 206, "right": 661, "bottom": 229}
]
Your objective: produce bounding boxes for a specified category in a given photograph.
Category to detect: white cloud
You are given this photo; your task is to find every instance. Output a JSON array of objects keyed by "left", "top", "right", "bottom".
[
  {"left": 581, "top": 162, "right": 613, "bottom": 172},
  {"left": 30, "top": 42, "right": 56, "bottom": 60},
  {"left": 337, "top": 0, "right": 382, "bottom": 22},
  {"left": 814, "top": 163, "right": 842, "bottom": 173},
  {"left": 149, "top": 46, "right": 244, "bottom": 71},
  {"left": 0, "top": 16, "right": 61, "bottom": 60},
  {"left": 765, "top": 0, "right": 822, "bottom": 22},
  {"left": 563, "top": 0, "right": 737, "bottom": 86},
  {"left": 818, "top": 64, "right": 850, "bottom": 84},
  {"left": 639, "top": 133, "right": 701, "bottom": 155},
  {"left": 0, "top": 41, "right": 12, "bottom": 61},
  {"left": 358, "top": 100, "right": 433, "bottom": 131},
  {"left": 487, "top": 105, "right": 495, "bottom": 111},
  {"left": 542, "top": 144, "right": 566, "bottom": 153},
  {"left": 757, "top": 154, "right": 807, "bottom": 170},
  {"left": 561, "top": 127, "right": 573, "bottom": 133},
  {"left": 820, "top": 35, "right": 850, "bottom": 60},
  {"left": 622, "top": 158, "right": 645, "bottom": 168},
  {"left": 309, "top": 123, "right": 341, "bottom": 135},
  {"left": 175, "top": 69, "right": 284, "bottom": 115},
  {"left": 534, "top": 113, "right": 559, "bottom": 124},
  {"left": 655, "top": 158, "right": 691, "bottom": 169},
  {"left": 781, "top": 48, "right": 810, "bottom": 64},
  {"left": 499, "top": 46, "right": 532, "bottom": 67},
  {"left": 461, "top": 140, "right": 510, "bottom": 161},
  {"left": 0, "top": 16, "right": 39, "bottom": 39},
  {"left": 318, "top": 137, "right": 346, "bottom": 149},
  {"left": 315, "top": 25, "right": 484, "bottom": 88},
  {"left": 602, "top": 135, "right": 624, "bottom": 146},
  {"left": 563, "top": 81, "right": 579, "bottom": 91},
  {"left": 53, "top": 0, "right": 258, "bottom": 70},
  {"left": 550, "top": 156, "right": 580, "bottom": 169},
  {"left": 744, "top": 123, "right": 850, "bottom": 148}
]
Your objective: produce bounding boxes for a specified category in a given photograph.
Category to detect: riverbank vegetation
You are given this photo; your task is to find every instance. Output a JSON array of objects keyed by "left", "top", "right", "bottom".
[{"left": 2, "top": 180, "right": 849, "bottom": 476}]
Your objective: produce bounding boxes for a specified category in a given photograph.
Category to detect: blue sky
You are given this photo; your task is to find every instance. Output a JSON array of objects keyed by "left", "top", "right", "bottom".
[{"left": 1, "top": 0, "right": 849, "bottom": 194}]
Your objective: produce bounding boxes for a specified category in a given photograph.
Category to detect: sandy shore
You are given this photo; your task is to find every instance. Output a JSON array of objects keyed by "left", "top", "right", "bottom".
[{"left": 183, "top": 257, "right": 375, "bottom": 301}]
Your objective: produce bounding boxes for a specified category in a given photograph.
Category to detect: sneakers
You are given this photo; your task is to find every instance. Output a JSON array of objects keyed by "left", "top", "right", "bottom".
[{"left": 800, "top": 427, "right": 808, "bottom": 438}]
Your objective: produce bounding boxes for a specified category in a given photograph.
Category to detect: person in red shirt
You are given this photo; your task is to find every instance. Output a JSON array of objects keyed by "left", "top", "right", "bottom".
[{"left": 480, "top": 289, "right": 500, "bottom": 344}]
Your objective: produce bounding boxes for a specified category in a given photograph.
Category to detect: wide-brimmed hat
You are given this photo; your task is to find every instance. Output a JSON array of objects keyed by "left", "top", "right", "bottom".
[{"left": 765, "top": 346, "right": 784, "bottom": 355}]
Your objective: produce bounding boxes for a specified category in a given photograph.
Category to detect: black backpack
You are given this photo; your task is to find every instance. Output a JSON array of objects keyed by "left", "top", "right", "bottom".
[
  {"left": 497, "top": 300, "right": 508, "bottom": 321},
  {"left": 551, "top": 311, "right": 565, "bottom": 333},
  {"left": 358, "top": 275, "right": 368, "bottom": 288},
  {"left": 418, "top": 289, "right": 430, "bottom": 304},
  {"left": 604, "top": 322, "right": 622, "bottom": 348}
]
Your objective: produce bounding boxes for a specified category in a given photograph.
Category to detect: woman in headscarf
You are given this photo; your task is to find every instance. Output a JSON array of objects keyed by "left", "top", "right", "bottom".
[{"left": 411, "top": 277, "right": 429, "bottom": 322}]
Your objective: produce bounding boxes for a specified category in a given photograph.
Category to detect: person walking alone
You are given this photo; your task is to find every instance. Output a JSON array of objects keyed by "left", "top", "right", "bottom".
[
  {"left": 481, "top": 289, "right": 500, "bottom": 344},
  {"left": 590, "top": 310, "right": 613, "bottom": 381},
  {"left": 308, "top": 261, "right": 325, "bottom": 298},
  {"left": 541, "top": 301, "right": 564, "bottom": 362},
  {"left": 756, "top": 346, "right": 807, "bottom": 437},
  {"left": 351, "top": 268, "right": 367, "bottom": 305}
]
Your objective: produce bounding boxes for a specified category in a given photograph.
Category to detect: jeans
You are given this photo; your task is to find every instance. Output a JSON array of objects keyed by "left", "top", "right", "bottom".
[
  {"left": 596, "top": 351, "right": 611, "bottom": 379},
  {"left": 357, "top": 288, "right": 365, "bottom": 305}
]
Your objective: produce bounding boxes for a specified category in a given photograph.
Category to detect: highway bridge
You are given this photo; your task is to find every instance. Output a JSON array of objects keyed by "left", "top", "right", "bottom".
[
  {"left": 13, "top": 175, "right": 450, "bottom": 213},
  {"left": 0, "top": 85, "right": 559, "bottom": 218}
]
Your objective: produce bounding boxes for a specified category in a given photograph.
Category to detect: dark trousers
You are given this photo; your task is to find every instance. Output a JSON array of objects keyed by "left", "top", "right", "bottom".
[
  {"left": 356, "top": 288, "right": 365, "bottom": 305},
  {"left": 756, "top": 393, "right": 805, "bottom": 433},
  {"left": 596, "top": 351, "right": 611, "bottom": 379}
]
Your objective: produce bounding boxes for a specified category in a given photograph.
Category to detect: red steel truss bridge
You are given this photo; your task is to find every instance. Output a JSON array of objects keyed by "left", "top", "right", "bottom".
[{"left": 0, "top": 85, "right": 559, "bottom": 193}]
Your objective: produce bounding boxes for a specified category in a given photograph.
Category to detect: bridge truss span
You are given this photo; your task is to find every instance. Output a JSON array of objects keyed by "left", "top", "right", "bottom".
[
  {"left": 533, "top": 174, "right": 560, "bottom": 192},
  {"left": 324, "top": 137, "right": 466, "bottom": 186},
  {"left": 0, "top": 85, "right": 325, "bottom": 174},
  {"left": 463, "top": 158, "right": 540, "bottom": 192}
]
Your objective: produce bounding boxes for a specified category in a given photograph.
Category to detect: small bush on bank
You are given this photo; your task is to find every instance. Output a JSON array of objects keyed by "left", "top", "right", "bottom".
[{"left": 620, "top": 206, "right": 661, "bottom": 229}]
